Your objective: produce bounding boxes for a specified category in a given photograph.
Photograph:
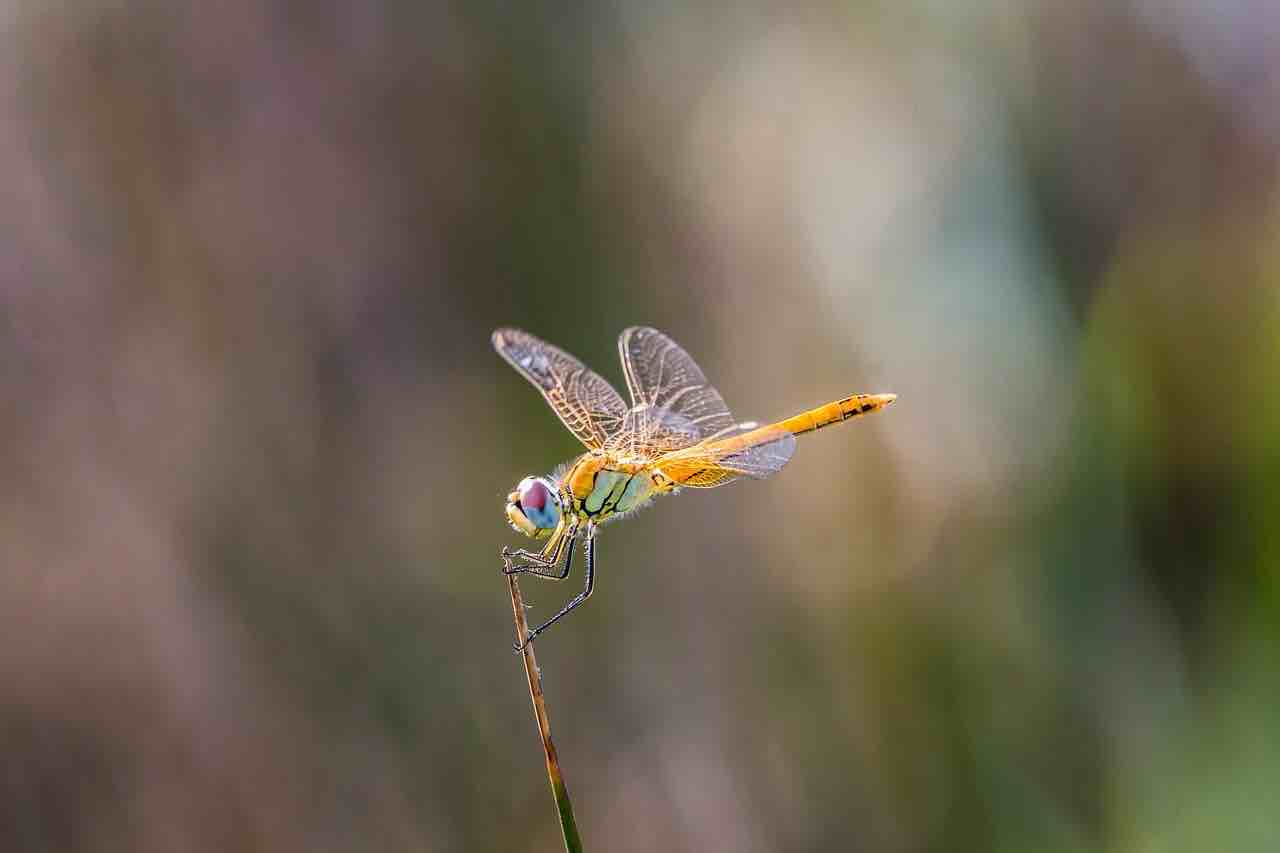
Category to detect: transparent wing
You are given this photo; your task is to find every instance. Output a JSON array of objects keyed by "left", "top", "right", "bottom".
[
  {"left": 492, "top": 328, "right": 628, "bottom": 450},
  {"left": 653, "top": 424, "right": 797, "bottom": 488},
  {"left": 605, "top": 407, "right": 702, "bottom": 456},
  {"left": 609, "top": 326, "right": 738, "bottom": 456}
]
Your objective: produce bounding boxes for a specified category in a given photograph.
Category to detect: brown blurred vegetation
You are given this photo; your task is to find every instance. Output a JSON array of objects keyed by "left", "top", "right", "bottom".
[{"left": 1, "top": 1, "right": 1278, "bottom": 851}]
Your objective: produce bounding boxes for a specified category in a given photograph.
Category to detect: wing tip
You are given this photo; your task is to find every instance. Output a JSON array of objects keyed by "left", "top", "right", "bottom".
[
  {"left": 491, "top": 327, "right": 524, "bottom": 351},
  {"left": 620, "top": 324, "right": 663, "bottom": 341}
]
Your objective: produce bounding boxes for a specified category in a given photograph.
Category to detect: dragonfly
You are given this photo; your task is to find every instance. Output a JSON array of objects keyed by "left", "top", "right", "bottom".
[{"left": 495, "top": 326, "right": 895, "bottom": 650}]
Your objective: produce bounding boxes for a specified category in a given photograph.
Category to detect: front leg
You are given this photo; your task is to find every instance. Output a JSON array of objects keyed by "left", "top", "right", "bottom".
[
  {"left": 500, "top": 545, "right": 552, "bottom": 565},
  {"left": 501, "top": 522, "right": 576, "bottom": 580}
]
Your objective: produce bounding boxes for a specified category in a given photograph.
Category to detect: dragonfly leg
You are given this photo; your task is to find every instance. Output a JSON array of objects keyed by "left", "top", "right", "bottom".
[
  {"left": 500, "top": 546, "right": 554, "bottom": 566},
  {"left": 502, "top": 524, "right": 575, "bottom": 580},
  {"left": 514, "top": 529, "right": 596, "bottom": 651},
  {"left": 499, "top": 545, "right": 550, "bottom": 563},
  {"left": 505, "top": 533, "right": 574, "bottom": 581}
]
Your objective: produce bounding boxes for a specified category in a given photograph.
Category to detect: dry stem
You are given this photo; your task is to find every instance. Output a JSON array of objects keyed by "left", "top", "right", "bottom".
[{"left": 507, "top": 571, "right": 584, "bottom": 852}]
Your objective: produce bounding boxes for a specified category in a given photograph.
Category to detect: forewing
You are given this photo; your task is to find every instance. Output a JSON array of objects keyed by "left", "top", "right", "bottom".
[
  {"left": 492, "top": 328, "right": 628, "bottom": 450},
  {"left": 613, "top": 327, "right": 737, "bottom": 454},
  {"left": 609, "top": 407, "right": 700, "bottom": 456},
  {"left": 655, "top": 425, "right": 797, "bottom": 488}
]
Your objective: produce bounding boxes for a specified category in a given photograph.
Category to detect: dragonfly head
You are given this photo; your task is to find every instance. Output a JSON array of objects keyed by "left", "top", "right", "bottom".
[{"left": 505, "top": 475, "right": 562, "bottom": 539}]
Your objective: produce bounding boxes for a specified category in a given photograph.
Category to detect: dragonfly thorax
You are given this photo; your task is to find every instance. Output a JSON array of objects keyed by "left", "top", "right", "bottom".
[{"left": 562, "top": 453, "right": 668, "bottom": 524}]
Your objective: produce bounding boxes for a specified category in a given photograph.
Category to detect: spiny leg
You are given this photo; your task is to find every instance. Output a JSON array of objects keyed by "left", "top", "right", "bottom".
[
  {"left": 502, "top": 523, "right": 576, "bottom": 579},
  {"left": 507, "top": 530, "right": 575, "bottom": 581},
  {"left": 501, "top": 545, "right": 553, "bottom": 565},
  {"left": 500, "top": 543, "right": 556, "bottom": 568},
  {"left": 501, "top": 520, "right": 573, "bottom": 567},
  {"left": 514, "top": 529, "right": 597, "bottom": 651}
]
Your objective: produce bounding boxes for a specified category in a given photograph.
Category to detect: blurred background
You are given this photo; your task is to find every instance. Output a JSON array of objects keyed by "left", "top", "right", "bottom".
[{"left": 1, "top": 1, "right": 1278, "bottom": 850}]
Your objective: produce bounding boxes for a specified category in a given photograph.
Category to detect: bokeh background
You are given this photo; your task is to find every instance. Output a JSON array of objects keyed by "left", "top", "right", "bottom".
[{"left": 2, "top": 1, "right": 1278, "bottom": 851}]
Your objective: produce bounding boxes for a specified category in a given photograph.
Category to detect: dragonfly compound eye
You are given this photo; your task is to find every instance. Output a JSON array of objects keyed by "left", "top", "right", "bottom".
[
  {"left": 518, "top": 477, "right": 550, "bottom": 512},
  {"left": 508, "top": 476, "right": 560, "bottom": 537}
]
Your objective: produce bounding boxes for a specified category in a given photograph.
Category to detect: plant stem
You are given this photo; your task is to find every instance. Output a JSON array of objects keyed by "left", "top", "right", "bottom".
[{"left": 507, "top": 573, "right": 584, "bottom": 853}]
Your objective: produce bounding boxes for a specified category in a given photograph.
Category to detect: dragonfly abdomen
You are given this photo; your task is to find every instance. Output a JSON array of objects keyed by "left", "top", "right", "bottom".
[
  {"left": 776, "top": 393, "right": 897, "bottom": 437},
  {"left": 659, "top": 393, "right": 895, "bottom": 487}
]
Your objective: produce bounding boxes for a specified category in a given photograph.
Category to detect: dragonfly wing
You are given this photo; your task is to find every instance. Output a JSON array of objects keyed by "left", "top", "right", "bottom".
[
  {"left": 655, "top": 425, "right": 797, "bottom": 488},
  {"left": 493, "top": 328, "right": 628, "bottom": 450},
  {"left": 613, "top": 327, "right": 737, "bottom": 454},
  {"left": 607, "top": 407, "right": 692, "bottom": 455}
]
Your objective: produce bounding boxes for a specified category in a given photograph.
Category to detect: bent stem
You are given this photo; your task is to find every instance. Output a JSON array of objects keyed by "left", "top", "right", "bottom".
[{"left": 507, "top": 572, "right": 584, "bottom": 853}]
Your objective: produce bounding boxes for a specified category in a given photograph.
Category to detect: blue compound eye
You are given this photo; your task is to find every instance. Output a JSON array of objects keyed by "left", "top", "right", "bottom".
[
  {"left": 517, "top": 477, "right": 560, "bottom": 530},
  {"left": 518, "top": 478, "right": 549, "bottom": 511}
]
